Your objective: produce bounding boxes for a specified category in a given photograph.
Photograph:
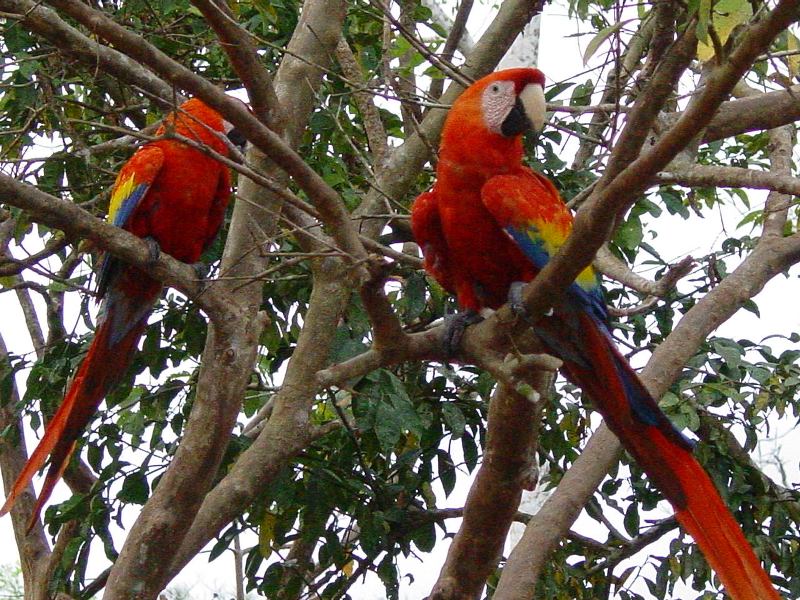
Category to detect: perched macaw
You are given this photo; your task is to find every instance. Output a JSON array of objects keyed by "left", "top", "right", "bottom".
[
  {"left": 1, "top": 98, "right": 235, "bottom": 525},
  {"left": 411, "top": 68, "right": 779, "bottom": 600}
]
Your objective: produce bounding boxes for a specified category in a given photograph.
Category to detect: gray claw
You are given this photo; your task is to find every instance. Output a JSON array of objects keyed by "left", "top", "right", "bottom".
[
  {"left": 442, "top": 310, "right": 483, "bottom": 357},
  {"left": 143, "top": 236, "right": 161, "bottom": 264},
  {"left": 191, "top": 262, "right": 209, "bottom": 279}
]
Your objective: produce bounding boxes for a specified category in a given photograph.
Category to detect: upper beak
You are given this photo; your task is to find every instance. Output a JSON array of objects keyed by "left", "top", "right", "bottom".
[{"left": 518, "top": 83, "right": 546, "bottom": 134}]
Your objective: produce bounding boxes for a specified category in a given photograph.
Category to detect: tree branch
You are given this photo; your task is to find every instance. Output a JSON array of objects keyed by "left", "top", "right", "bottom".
[
  {"left": 190, "top": 0, "right": 282, "bottom": 127},
  {"left": 703, "top": 84, "right": 800, "bottom": 143},
  {"left": 0, "top": 334, "right": 51, "bottom": 599},
  {"left": 0, "top": 0, "right": 174, "bottom": 107},
  {"left": 429, "top": 367, "right": 552, "bottom": 600},
  {"left": 656, "top": 162, "right": 800, "bottom": 197}
]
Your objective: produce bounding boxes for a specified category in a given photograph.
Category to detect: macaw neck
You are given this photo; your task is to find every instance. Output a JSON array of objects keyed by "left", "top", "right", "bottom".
[{"left": 437, "top": 128, "right": 524, "bottom": 187}]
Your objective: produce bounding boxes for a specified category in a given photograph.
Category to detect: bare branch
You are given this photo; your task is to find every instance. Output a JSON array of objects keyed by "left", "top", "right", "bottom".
[
  {"left": 427, "top": 0, "right": 474, "bottom": 103},
  {"left": 0, "top": 175, "right": 226, "bottom": 316},
  {"left": 190, "top": 0, "right": 282, "bottom": 127},
  {"left": 704, "top": 84, "right": 800, "bottom": 142},
  {"left": 595, "top": 248, "right": 694, "bottom": 298},
  {"left": 359, "top": 258, "right": 408, "bottom": 352},
  {"left": 0, "top": 332, "right": 52, "bottom": 597},
  {"left": 571, "top": 11, "right": 655, "bottom": 171},
  {"left": 336, "top": 38, "right": 389, "bottom": 166},
  {"left": 430, "top": 368, "right": 553, "bottom": 600},
  {"left": 762, "top": 125, "right": 795, "bottom": 238},
  {"left": 656, "top": 162, "right": 800, "bottom": 197}
]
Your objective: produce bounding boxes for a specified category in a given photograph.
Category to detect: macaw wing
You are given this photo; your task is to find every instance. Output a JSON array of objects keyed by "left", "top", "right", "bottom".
[
  {"left": 200, "top": 161, "right": 232, "bottom": 254},
  {"left": 410, "top": 190, "right": 455, "bottom": 294},
  {"left": 97, "top": 145, "right": 164, "bottom": 298},
  {"left": 482, "top": 170, "right": 686, "bottom": 439},
  {"left": 480, "top": 171, "right": 607, "bottom": 324}
]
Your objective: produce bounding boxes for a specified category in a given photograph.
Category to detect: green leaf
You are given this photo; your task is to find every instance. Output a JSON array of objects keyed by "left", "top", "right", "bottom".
[
  {"left": 697, "top": 0, "right": 753, "bottom": 61},
  {"left": 118, "top": 471, "right": 149, "bottom": 504},
  {"left": 462, "top": 432, "right": 478, "bottom": 472},
  {"left": 623, "top": 502, "right": 640, "bottom": 536},
  {"left": 441, "top": 402, "right": 466, "bottom": 439},
  {"left": 259, "top": 512, "right": 277, "bottom": 558},
  {"left": 582, "top": 21, "right": 631, "bottom": 65},
  {"left": 714, "top": 340, "right": 742, "bottom": 371},
  {"left": 374, "top": 400, "right": 403, "bottom": 451},
  {"left": 615, "top": 216, "right": 643, "bottom": 250},
  {"left": 788, "top": 32, "right": 800, "bottom": 77},
  {"left": 437, "top": 449, "right": 456, "bottom": 497},
  {"left": 412, "top": 521, "right": 436, "bottom": 552}
]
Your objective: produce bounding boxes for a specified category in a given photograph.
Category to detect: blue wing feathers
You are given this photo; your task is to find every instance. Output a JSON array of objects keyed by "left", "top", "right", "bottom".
[
  {"left": 112, "top": 183, "right": 149, "bottom": 228},
  {"left": 97, "top": 183, "right": 152, "bottom": 300},
  {"left": 505, "top": 224, "right": 608, "bottom": 323},
  {"left": 101, "top": 285, "right": 158, "bottom": 346},
  {"left": 506, "top": 224, "right": 691, "bottom": 450}
]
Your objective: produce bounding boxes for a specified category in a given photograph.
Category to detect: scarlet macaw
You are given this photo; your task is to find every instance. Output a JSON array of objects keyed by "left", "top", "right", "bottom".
[
  {"left": 411, "top": 68, "right": 778, "bottom": 600},
  {"left": 1, "top": 98, "right": 235, "bottom": 524}
]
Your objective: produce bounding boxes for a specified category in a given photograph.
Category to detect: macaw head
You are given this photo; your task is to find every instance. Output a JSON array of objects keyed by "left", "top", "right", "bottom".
[
  {"left": 474, "top": 68, "right": 546, "bottom": 137},
  {"left": 166, "top": 97, "right": 251, "bottom": 152},
  {"left": 439, "top": 68, "right": 547, "bottom": 174}
]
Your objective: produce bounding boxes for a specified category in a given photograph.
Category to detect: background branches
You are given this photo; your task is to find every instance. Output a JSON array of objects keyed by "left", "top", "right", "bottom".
[{"left": 0, "top": 0, "right": 798, "bottom": 599}]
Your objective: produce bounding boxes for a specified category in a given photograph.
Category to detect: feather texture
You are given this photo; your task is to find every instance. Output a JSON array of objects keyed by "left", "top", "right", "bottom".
[
  {"left": 411, "top": 68, "right": 779, "bottom": 600},
  {"left": 1, "top": 98, "right": 232, "bottom": 526}
]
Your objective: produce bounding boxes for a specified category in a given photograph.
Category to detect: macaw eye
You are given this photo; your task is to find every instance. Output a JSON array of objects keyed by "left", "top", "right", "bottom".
[{"left": 490, "top": 84, "right": 501, "bottom": 94}]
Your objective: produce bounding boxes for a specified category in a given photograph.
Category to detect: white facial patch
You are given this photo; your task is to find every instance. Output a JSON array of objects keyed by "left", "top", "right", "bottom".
[
  {"left": 519, "top": 83, "right": 546, "bottom": 133},
  {"left": 481, "top": 80, "right": 517, "bottom": 135}
]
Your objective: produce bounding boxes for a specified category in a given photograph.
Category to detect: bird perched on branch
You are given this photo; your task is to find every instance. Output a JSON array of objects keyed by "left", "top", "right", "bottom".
[
  {"left": 411, "top": 68, "right": 779, "bottom": 600},
  {"left": 1, "top": 98, "right": 239, "bottom": 526}
]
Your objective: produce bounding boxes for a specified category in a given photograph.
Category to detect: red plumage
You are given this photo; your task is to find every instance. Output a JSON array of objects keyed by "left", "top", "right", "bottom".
[
  {"left": 1, "top": 98, "right": 232, "bottom": 526},
  {"left": 412, "top": 69, "right": 778, "bottom": 600}
]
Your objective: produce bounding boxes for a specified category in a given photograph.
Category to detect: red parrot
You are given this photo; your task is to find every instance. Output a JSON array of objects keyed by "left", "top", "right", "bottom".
[
  {"left": 411, "top": 68, "right": 779, "bottom": 600},
  {"left": 1, "top": 98, "right": 235, "bottom": 525}
]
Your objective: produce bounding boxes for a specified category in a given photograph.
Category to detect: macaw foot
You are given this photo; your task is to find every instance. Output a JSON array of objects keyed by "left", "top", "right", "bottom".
[
  {"left": 191, "top": 262, "right": 209, "bottom": 279},
  {"left": 190, "top": 262, "right": 211, "bottom": 294},
  {"left": 442, "top": 310, "right": 483, "bottom": 357},
  {"left": 143, "top": 236, "right": 161, "bottom": 264}
]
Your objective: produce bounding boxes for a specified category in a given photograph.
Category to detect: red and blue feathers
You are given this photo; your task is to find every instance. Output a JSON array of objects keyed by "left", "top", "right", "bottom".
[
  {"left": 1, "top": 98, "right": 232, "bottom": 525},
  {"left": 411, "top": 68, "right": 779, "bottom": 600}
]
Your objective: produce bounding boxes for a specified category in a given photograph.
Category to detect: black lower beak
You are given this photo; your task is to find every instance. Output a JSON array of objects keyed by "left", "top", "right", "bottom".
[
  {"left": 226, "top": 127, "right": 247, "bottom": 149},
  {"left": 500, "top": 98, "right": 532, "bottom": 137}
]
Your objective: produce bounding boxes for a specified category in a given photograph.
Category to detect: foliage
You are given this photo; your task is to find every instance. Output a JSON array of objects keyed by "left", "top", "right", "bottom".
[
  {"left": 0, "top": 563, "right": 23, "bottom": 599},
  {"left": 0, "top": 0, "right": 799, "bottom": 598}
]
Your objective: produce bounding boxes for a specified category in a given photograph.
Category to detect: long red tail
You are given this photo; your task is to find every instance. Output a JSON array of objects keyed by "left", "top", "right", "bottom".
[
  {"left": 544, "top": 310, "right": 779, "bottom": 600},
  {"left": 1, "top": 272, "right": 160, "bottom": 526}
]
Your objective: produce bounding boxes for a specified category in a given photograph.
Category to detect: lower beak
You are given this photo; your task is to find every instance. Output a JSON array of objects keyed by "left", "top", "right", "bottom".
[{"left": 501, "top": 99, "right": 532, "bottom": 137}]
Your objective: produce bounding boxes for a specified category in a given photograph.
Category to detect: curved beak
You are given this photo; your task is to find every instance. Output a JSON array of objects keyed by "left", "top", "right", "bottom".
[
  {"left": 519, "top": 82, "right": 546, "bottom": 134},
  {"left": 225, "top": 124, "right": 247, "bottom": 149}
]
